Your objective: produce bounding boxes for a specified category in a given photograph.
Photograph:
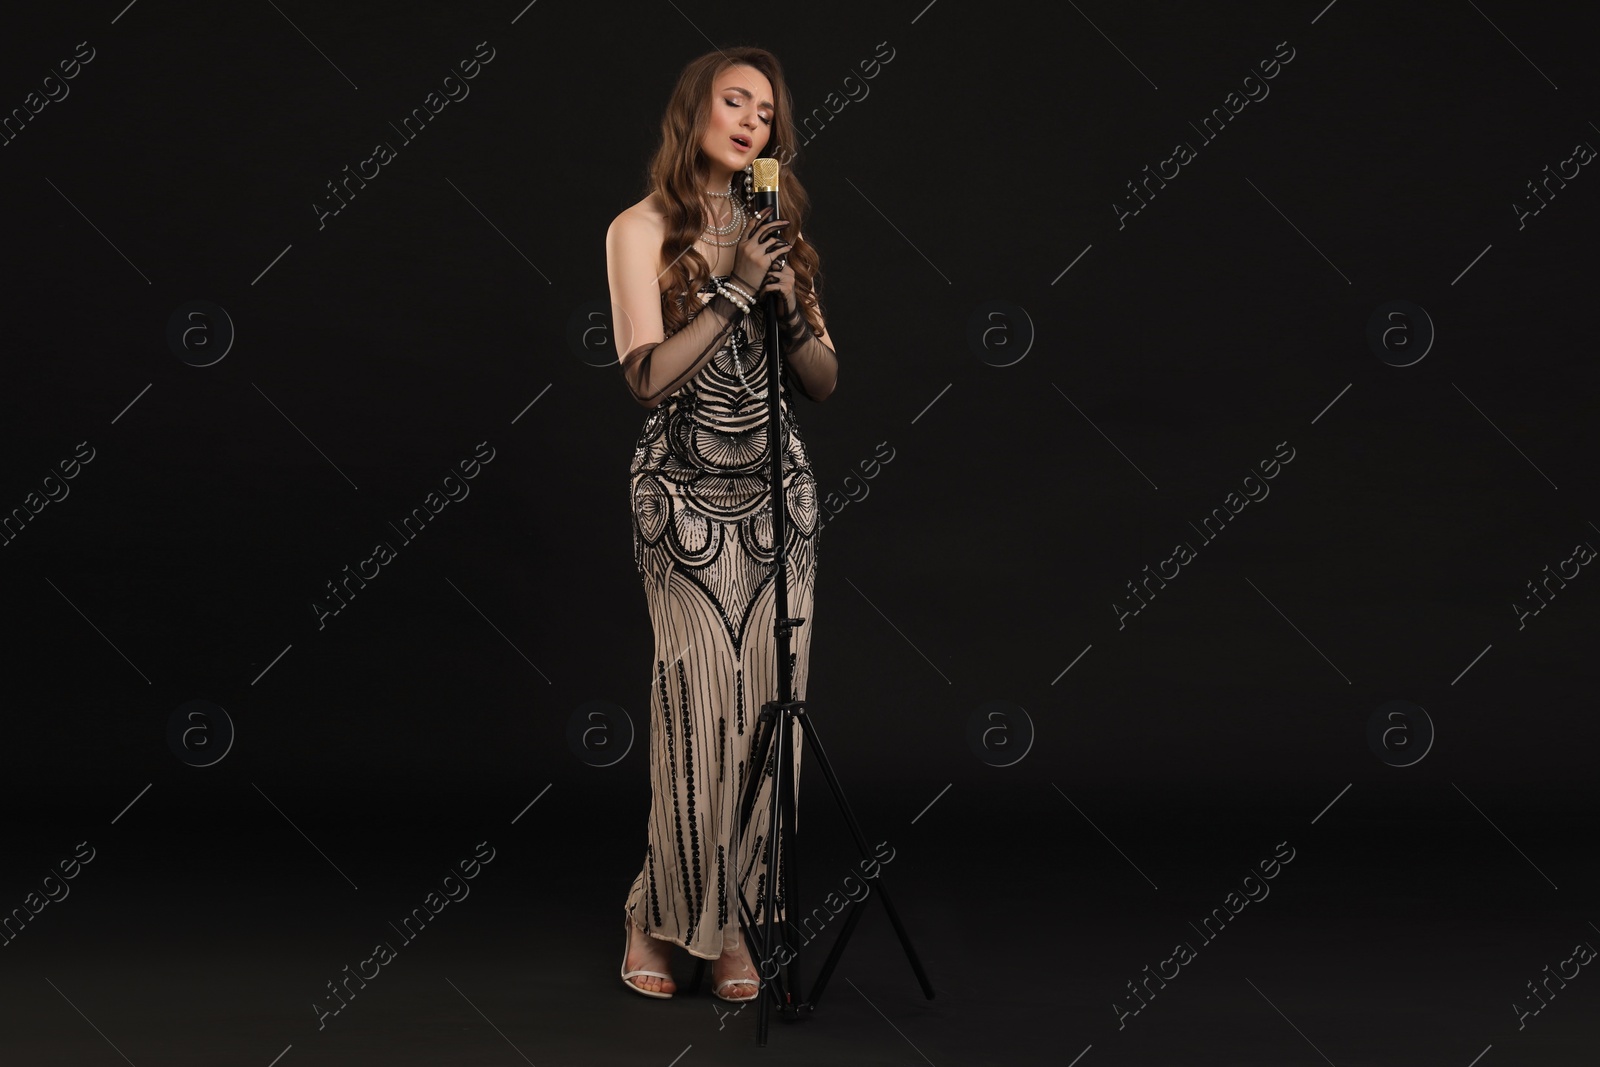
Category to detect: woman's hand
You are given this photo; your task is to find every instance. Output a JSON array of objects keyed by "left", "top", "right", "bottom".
[
  {"left": 730, "top": 206, "right": 792, "bottom": 301},
  {"left": 756, "top": 254, "right": 798, "bottom": 318}
]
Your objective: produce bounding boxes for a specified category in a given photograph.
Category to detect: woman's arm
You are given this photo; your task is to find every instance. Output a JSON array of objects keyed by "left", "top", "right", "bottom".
[
  {"left": 779, "top": 296, "right": 837, "bottom": 403},
  {"left": 606, "top": 210, "right": 755, "bottom": 409}
]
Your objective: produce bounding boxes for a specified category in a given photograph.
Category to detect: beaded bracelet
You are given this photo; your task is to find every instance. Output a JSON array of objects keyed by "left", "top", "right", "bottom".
[
  {"left": 714, "top": 282, "right": 751, "bottom": 313},
  {"left": 723, "top": 278, "right": 757, "bottom": 305}
]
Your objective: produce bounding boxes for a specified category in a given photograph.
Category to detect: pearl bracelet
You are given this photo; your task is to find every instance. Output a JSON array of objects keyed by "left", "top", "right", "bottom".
[{"left": 714, "top": 282, "right": 751, "bottom": 313}]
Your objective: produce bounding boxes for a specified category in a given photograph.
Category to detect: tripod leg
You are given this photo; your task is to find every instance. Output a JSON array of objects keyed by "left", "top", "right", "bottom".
[
  {"left": 733, "top": 700, "right": 798, "bottom": 1019},
  {"left": 794, "top": 709, "right": 936, "bottom": 1002},
  {"left": 737, "top": 702, "right": 774, "bottom": 833},
  {"left": 777, "top": 709, "right": 803, "bottom": 1010},
  {"left": 755, "top": 700, "right": 787, "bottom": 1043}
]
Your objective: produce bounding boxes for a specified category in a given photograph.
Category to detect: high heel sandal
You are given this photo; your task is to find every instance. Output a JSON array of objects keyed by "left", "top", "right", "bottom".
[
  {"left": 620, "top": 917, "right": 675, "bottom": 999},
  {"left": 713, "top": 973, "right": 760, "bottom": 1003},
  {"left": 711, "top": 933, "right": 761, "bottom": 1003}
]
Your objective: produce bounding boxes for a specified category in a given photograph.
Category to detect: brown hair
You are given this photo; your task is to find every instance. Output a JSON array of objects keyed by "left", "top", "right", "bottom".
[{"left": 643, "top": 47, "right": 826, "bottom": 338}]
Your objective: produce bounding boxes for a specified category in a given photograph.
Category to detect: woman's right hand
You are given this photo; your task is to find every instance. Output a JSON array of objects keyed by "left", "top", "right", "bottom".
[{"left": 730, "top": 206, "right": 792, "bottom": 296}]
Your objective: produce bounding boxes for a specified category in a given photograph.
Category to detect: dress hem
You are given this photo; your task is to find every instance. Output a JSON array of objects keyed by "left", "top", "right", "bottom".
[{"left": 625, "top": 905, "right": 727, "bottom": 961}]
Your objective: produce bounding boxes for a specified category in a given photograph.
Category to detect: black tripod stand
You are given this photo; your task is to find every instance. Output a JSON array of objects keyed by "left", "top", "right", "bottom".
[{"left": 725, "top": 157, "right": 936, "bottom": 1046}]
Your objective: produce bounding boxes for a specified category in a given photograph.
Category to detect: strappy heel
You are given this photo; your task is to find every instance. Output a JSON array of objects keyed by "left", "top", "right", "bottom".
[
  {"left": 711, "top": 930, "right": 761, "bottom": 1003},
  {"left": 620, "top": 917, "right": 675, "bottom": 999},
  {"left": 713, "top": 973, "right": 760, "bottom": 1002}
]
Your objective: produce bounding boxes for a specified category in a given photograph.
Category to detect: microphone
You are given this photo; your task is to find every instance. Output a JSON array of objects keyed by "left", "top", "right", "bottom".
[
  {"left": 749, "top": 158, "right": 784, "bottom": 271},
  {"left": 748, "top": 158, "right": 787, "bottom": 391}
]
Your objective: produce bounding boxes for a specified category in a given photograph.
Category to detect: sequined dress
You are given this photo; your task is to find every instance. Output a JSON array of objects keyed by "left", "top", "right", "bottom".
[{"left": 619, "top": 274, "right": 834, "bottom": 960}]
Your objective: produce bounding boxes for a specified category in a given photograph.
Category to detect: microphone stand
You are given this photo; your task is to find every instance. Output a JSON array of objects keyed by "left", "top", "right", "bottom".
[{"left": 725, "top": 157, "right": 935, "bottom": 1046}]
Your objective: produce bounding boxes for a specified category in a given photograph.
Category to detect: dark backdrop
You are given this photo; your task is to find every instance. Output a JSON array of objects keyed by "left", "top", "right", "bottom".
[{"left": 3, "top": 2, "right": 1596, "bottom": 1064}]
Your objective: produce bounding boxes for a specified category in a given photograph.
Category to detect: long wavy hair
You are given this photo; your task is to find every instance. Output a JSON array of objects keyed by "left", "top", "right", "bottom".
[{"left": 645, "top": 47, "right": 826, "bottom": 338}]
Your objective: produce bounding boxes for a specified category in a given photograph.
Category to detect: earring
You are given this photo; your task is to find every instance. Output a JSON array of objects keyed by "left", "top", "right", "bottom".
[{"left": 743, "top": 164, "right": 752, "bottom": 212}]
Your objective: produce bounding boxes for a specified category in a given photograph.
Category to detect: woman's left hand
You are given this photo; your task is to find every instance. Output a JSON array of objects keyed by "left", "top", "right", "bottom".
[{"left": 756, "top": 253, "right": 797, "bottom": 317}]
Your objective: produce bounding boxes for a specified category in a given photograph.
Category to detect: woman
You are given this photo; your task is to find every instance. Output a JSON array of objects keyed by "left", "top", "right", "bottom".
[{"left": 605, "top": 46, "right": 838, "bottom": 1002}]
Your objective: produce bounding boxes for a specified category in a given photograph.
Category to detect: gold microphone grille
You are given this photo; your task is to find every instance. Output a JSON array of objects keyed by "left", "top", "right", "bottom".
[{"left": 751, "top": 158, "right": 779, "bottom": 193}]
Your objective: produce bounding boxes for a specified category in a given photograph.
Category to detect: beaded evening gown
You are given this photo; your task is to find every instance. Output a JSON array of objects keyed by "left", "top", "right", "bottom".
[{"left": 619, "top": 273, "right": 836, "bottom": 961}]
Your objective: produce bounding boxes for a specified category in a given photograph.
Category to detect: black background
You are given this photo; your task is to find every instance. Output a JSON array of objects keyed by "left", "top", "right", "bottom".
[{"left": 2, "top": 2, "right": 1596, "bottom": 1064}]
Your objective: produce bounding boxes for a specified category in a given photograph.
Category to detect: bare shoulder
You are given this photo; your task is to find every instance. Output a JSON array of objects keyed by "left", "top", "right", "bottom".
[
  {"left": 610, "top": 194, "right": 666, "bottom": 239},
  {"left": 607, "top": 194, "right": 668, "bottom": 285}
]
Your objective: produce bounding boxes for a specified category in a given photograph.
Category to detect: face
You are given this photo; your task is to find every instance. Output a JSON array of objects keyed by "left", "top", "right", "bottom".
[{"left": 702, "top": 64, "right": 774, "bottom": 170}]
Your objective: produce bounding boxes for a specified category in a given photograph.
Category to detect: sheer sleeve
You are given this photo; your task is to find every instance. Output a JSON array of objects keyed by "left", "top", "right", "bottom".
[
  {"left": 778, "top": 300, "right": 838, "bottom": 403},
  {"left": 619, "top": 281, "right": 754, "bottom": 410}
]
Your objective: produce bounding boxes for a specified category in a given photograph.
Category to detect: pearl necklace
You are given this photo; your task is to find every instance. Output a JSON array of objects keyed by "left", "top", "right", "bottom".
[
  {"left": 727, "top": 310, "right": 756, "bottom": 396},
  {"left": 700, "top": 185, "right": 746, "bottom": 246}
]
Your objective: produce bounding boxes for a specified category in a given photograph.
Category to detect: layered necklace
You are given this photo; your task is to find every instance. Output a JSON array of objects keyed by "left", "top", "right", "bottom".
[
  {"left": 699, "top": 183, "right": 746, "bottom": 247},
  {"left": 702, "top": 183, "right": 755, "bottom": 394}
]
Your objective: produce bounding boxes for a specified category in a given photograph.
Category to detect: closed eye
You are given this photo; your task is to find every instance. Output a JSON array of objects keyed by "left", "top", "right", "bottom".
[{"left": 726, "top": 98, "right": 772, "bottom": 125}]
